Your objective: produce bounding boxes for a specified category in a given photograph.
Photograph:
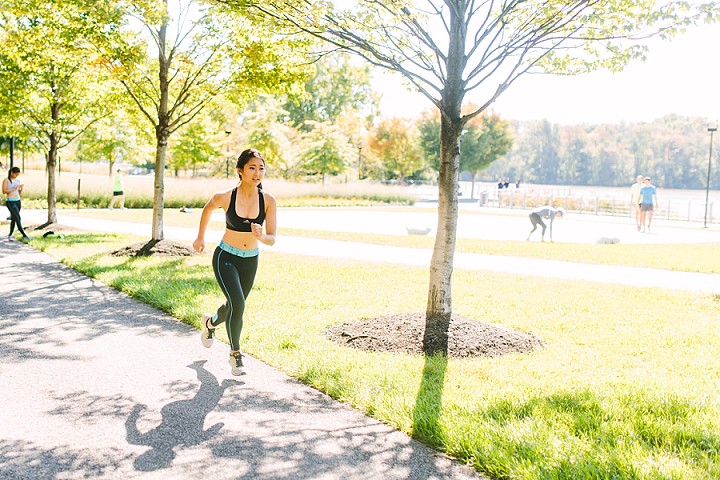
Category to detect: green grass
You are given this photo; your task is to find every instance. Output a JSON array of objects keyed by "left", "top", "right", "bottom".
[
  {"left": 32, "top": 232, "right": 720, "bottom": 479},
  {"left": 279, "top": 227, "right": 720, "bottom": 274},
  {"left": 54, "top": 208, "right": 720, "bottom": 274}
]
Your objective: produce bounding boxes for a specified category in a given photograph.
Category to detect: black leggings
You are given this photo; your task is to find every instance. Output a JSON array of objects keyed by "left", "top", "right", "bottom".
[
  {"left": 528, "top": 213, "right": 546, "bottom": 235},
  {"left": 211, "top": 247, "right": 259, "bottom": 351},
  {"left": 6, "top": 200, "right": 28, "bottom": 238}
]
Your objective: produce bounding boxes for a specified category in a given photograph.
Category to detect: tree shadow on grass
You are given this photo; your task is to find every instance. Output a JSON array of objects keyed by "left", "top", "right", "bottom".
[{"left": 409, "top": 314, "right": 450, "bottom": 474}]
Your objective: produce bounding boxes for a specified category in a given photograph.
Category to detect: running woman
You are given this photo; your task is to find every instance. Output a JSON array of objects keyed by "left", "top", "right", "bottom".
[
  {"left": 3, "top": 167, "right": 31, "bottom": 241},
  {"left": 192, "top": 148, "right": 277, "bottom": 375}
]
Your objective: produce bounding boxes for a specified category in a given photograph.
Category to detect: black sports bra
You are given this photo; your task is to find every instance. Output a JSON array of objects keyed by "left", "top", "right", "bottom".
[{"left": 226, "top": 187, "right": 265, "bottom": 232}]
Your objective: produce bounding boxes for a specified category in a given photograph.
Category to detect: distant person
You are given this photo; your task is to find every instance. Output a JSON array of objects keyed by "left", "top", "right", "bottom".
[
  {"left": 193, "top": 148, "right": 277, "bottom": 376},
  {"left": 515, "top": 179, "right": 521, "bottom": 189},
  {"left": 630, "top": 174, "right": 644, "bottom": 231},
  {"left": 503, "top": 178, "right": 510, "bottom": 189},
  {"left": 109, "top": 169, "right": 125, "bottom": 210},
  {"left": 639, "top": 176, "right": 657, "bottom": 232},
  {"left": 527, "top": 206, "right": 565, "bottom": 242},
  {"left": 497, "top": 178, "right": 504, "bottom": 189},
  {"left": 2, "top": 167, "right": 31, "bottom": 241}
]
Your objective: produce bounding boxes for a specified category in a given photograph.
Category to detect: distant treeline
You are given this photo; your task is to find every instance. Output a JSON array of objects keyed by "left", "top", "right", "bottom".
[{"left": 484, "top": 115, "right": 718, "bottom": 190}]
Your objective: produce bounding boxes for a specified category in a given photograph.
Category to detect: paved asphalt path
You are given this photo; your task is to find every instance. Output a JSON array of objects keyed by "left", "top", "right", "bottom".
[
  {"left": 19, "top": 207, "right": 720, "bottom": 294},
  {"left": 0, "top": 238, "right": 484, "bottom": 480}
]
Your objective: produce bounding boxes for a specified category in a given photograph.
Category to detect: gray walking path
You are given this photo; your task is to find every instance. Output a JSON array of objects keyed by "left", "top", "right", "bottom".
[
  {"left": 0, "top": 239, "right": 483, "bottom": 480},
  {"left": 19, "top": 208, "right": 720, "bottom": 294}
]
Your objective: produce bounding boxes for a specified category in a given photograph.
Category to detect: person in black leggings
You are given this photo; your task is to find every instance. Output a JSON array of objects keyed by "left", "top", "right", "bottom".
[
  {"left": 193, "top": 149, "right": 277, "bottom": 375},
  {"left": 527, "top": 206, "right": 564, "bottom": 242},
  {"left": 3, "top": 167, "right": 31, "bottom": 241}
]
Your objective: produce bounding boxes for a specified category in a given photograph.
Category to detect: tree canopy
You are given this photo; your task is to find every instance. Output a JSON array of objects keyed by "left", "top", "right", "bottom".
[{"left": 0, "top": 0, "right": 128, "bottom": 223}]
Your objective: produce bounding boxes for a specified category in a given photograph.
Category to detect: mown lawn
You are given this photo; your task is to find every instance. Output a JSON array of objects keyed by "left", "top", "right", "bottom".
[
  {"left": 57, "top": 208, "right": 720, "bottom": 274},
  {"left": 33, "top": 232, "right": 720, "bottom": 479}
]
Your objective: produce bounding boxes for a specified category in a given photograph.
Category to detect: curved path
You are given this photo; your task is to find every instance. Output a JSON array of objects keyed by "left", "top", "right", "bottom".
[
  {"left": 0, "top": 238, "right": 482, "bottom": 480},
  {"left": 20, "top": 207, "right": 720, "bottom": 294}
]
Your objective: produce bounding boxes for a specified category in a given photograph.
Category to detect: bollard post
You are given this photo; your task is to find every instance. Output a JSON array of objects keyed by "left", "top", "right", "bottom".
[{"left": 77, "top": 178, "right": 81, "bottom": 211}]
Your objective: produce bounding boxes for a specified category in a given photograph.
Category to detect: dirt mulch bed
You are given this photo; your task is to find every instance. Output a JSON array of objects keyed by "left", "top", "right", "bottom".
[
  {"left": 110, "top": 239, "right": 196, "bottom": 257},
  {"left": 28, "top": 222, "right": 81, "bottom": 234},
  {"left": 326, "top": 312, "right": 544, "bottom": 358}
]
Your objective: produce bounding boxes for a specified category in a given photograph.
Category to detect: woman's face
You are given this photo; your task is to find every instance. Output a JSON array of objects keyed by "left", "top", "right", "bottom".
[
  {"left": 9, "top": 171, "right": 20, "bottom": 179},
  {"left": 237, "top": 157, "right": 265, "bottom": 185}
]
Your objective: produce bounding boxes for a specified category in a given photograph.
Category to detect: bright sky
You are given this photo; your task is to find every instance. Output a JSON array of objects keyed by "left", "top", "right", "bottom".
[{"left": 375, "top": 23, "right": 720, "bottom": 125}]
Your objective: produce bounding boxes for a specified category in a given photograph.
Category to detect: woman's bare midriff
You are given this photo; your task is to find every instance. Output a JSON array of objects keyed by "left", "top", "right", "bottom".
[{"left": 222, "top": 230, "right": 259, "bottom": 251}]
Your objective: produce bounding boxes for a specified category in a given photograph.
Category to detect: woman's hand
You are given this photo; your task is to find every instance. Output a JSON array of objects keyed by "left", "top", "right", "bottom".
[
  {"left": 192, "top": 237, "right": 205, "bottom": 253},
  {"left": 251, "top": 223, "right": 263, "bottom": 240}
]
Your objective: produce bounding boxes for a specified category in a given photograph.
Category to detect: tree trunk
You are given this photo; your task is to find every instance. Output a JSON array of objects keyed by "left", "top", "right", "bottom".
[
  {"left": 471, "top": 173, "right": 476, "bottom": 200},
  {"left": 426, "top": 116, "right": 462, "bottom": 321},
  {"left": 46, "top": 132, "right": 59, "bottom": 225},
  {"left": 423, "top": 5, "right": 466, "bottom": 355},
  {"left": 152, "top": 127, "right": 168, "bottom": 240},
  {"left": 151, "top": 14, "right": 169, "bottom": 241},
  {"left": 46, "top": 101, "right": 62, "bottom": 225}
]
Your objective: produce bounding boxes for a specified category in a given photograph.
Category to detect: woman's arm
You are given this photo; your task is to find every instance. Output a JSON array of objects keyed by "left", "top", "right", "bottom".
[
  {"left": 193, "top": 193, "right": 223, "bottom": 253},
  {"left": 252, "top": 192, "right": 276, "bottom": 246}
]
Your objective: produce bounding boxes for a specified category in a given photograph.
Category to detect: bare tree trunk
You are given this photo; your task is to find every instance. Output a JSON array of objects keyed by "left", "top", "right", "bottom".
[
  {"left": 46, "top": 133, "right": 59, "bottom": 225},
  {"left": 46, "top": 101, "right": 62, "bottom": 225},
  {"left": 470, "top": 173, "right": 476, "bottom": 200},
  {"left": 426, "top": 116, "right": 462, "bottom": 322},
  {"left": 151, "top": 15, "right": 169, "bottom": 241},
  {"left": 152, "top": 128, "right": 167, "bottom": 240},
  {"left": 423, "top": 6, "right": 466, "bottom": 355}
]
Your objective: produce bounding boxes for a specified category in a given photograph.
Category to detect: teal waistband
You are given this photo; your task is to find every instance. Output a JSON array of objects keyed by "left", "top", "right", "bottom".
[
  {"left": 218, "top": 241, "right": 259, "bottom": 258},
  {"left": 6, "top": 197, "right": 20, "bottom": 202}
]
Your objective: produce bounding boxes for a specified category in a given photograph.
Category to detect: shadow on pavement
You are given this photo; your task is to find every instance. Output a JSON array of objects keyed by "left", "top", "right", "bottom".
[{"left": 125, "top": 361, "right": 241, "bottom": 471}]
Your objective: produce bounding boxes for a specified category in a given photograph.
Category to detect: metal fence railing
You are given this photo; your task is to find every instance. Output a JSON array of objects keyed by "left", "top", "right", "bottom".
[{"left": 477, "top": 188, "right": 716, "bottom": 224}]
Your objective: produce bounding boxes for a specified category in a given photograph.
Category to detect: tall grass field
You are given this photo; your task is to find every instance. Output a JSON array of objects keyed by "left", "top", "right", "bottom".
[{"left": 16, "top": 170, "right": 415, "bottom": 209}]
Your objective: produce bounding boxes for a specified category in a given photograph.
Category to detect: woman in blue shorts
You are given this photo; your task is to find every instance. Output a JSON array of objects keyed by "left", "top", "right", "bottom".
[{"left": 193, "top": 148, "right": 277, "bottom": 375}]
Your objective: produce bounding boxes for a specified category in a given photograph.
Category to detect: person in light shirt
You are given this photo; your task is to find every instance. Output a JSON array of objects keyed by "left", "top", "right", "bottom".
[
  {"left": 526, "top": 206, "right": 565, "bottom": 242},
  {"left": 629, "top": 174, "right": 644, "bottom": 231},
  {"left": 2, "top": 167, "right": 31, "bottom": 241}
]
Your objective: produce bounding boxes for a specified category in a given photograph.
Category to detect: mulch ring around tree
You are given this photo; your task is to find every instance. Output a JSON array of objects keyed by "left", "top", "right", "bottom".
[
  {"left": 110, "top": 239, "right": 196, "bottom": 257},
  {"left": 27, "top": 222, "right": 81, "bottom": 237},
  {"left": 326, "top": 312, "right": 545, "bottom": 358}
]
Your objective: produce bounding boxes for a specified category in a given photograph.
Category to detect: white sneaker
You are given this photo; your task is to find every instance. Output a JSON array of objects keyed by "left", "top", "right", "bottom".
[
  {"left": 200, "top": 314, "right": 215, "bottom": 348},
  {"left": 228, "top": 352, "right": 245, "bottom": 376}
]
